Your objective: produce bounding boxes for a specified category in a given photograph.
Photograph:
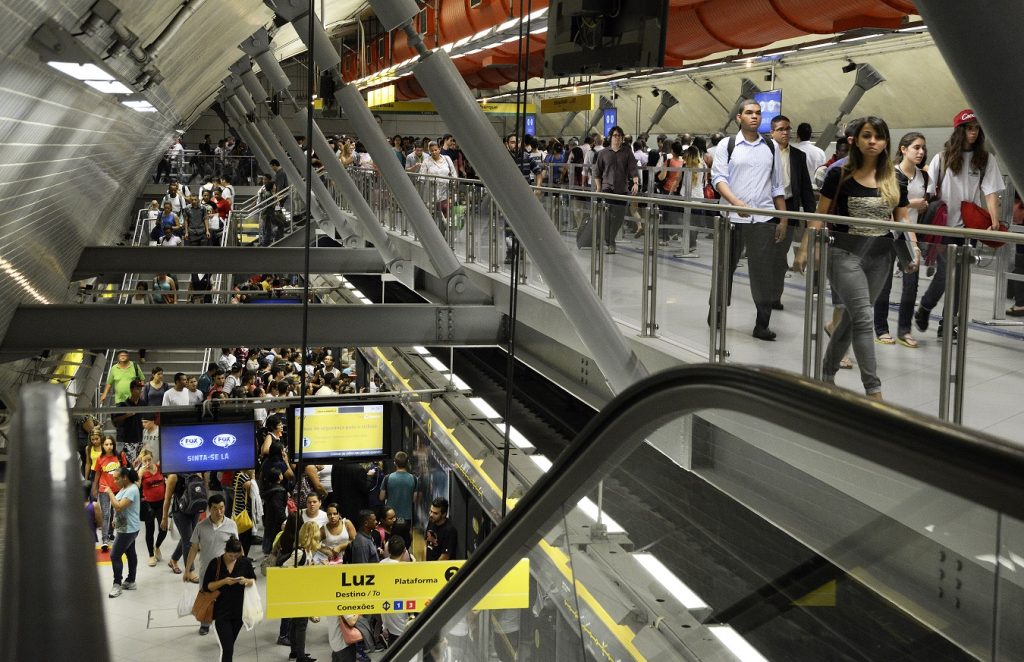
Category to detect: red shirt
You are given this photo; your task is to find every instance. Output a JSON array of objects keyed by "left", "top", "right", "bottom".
[
  {"left": 216, "top": 197, "right": 232, "bottom": 220},
  {"left": 93, "top": 454, "right": 123, "bottom": 493}
]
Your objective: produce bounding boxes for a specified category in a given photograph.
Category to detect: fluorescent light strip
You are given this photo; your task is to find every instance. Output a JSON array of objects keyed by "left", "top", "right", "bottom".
[
  {"left": 413, "top": 346, "right": 430, "bottom": 355},
  {"left": 632, "top": 553, "right": 708, "bottom": 609},
  {"left": 85, "top": 80, "right": 133, "bottom": 94},
  {"left": 576, "top": 497, "right": 625, "bottom": 534},
  {"left": 530, "top": 455, "right": 553, "bottom": 472},
  {"left": 468, "top": 396, "right": 502, "bottom": 420},
  {"left": 493, "top": 423, "right": 535, "bottom": 451},
  {"left": 708, "top": 626, "right": 769, "bottom": 662},
  {"left": 48, "top": 61, "right": 114, "bottom": 81},
  {"left": 424, "top": 356, "right": 449, "bottom": 373},
  {"left": 358, "top": 296, "right": 372, "bottom": 304},
  {"left": 799, "top": 42, "right": 833, "bottom": 50},
  {"left": 448, "top": 374, "right": 471, "bottom": 391}
]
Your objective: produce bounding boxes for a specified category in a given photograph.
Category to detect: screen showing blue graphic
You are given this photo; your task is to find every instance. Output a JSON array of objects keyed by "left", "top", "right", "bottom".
[
  {"left": 603, "top": 108, "right": 618, "bottom": 137},
  {"left": 754, "top": 89, "right": 783, "bottom": 134},
  {"left": 160, "top": 420, "right": 257, "bottom": 474},
  {"left": 524, "top": 114, "right": 536, "bottom": 136}
]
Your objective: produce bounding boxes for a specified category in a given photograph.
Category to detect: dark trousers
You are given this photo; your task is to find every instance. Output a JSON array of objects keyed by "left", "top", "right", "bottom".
[
  {"left": 142, "top": 500, "right": 168, "bottom": 556},
  {"left": 920, "top": 238, "right": 965, "bottom": 328},
  {"left": 332, "top": 647, "right": 357, "bottom": 662},
  {"left": 290, "top": 617, "right": 308, "bottom": 658},
  {"left": 772, "top": 222, "right": 795, "bottom": 305},
  {"left": 711, "top": 222, "right": 779, "bottom": 330},
  {"left": 110, "top": 531, "right": 138, "bottom": 584},
  {"left": 1011, "top": 252, "right": 1024, "bottom": 306},
  {"left": 215, "top": 613, "right": 243, "bottom": 662},
  {"left": 604, "top": 198, "right": 626, "bottom": 246},
  {"left": 874, "top": 267, "right": 920, "bottom": 337},
  {"left": 171, "top": 511, "right": 199, "bottom": 565}
]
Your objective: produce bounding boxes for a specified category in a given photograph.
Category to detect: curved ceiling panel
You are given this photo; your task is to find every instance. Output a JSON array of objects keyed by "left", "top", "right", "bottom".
[{"left": 439, "top": 0, "right": 514, "bottom": 44}]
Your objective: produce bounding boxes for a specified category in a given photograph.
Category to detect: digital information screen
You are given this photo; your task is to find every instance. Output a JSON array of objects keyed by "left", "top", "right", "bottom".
[
  {"left": 755, "top": 89, "right": 783, "bottom": 134},
  {"left": 160, "top": 420, "right": 257, "bottom": 474},
  {"left": 292, "top": 404, "right": 387, "bottom": 461}
]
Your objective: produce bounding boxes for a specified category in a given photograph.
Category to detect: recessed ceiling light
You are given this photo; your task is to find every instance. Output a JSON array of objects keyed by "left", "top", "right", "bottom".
[{"left": 48, "top": 61, "right": 113, "bottom": 81}]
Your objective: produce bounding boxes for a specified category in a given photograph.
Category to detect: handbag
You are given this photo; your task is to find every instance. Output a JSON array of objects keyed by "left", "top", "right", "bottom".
[
  {"left": 340, "top": 616, "right": 363, "bottom": 644},
  {"left": 233, "top": 509, "right": 253, "bottom": 533},
  {"left": 192, "top": 558, "right": 222, "bottom": 622},
  {"left": 961, "top": 201, "right": 1008, "bottom": 247}
]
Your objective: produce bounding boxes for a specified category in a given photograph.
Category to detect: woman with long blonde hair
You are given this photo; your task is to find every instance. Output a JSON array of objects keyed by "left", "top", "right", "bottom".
[{"left": 795, "top": 117, "right": 916, "bottom": 400}]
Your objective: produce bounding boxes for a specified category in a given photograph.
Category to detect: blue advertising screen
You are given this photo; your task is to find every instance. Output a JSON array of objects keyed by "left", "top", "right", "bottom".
[
  {"left": 160, "top": 420, "right": 257, "bottom": 474},
  {"left": 754, "top": 89, "right": 783, "bottom": 134},
  {"left": 603, "top": 108, "right": 618, "bottom": 137},
  {"left": 524, "top": 114, "right": 536, "bottom": 137}
]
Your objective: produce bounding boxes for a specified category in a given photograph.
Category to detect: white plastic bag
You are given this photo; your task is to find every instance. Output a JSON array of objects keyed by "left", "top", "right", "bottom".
[
  {"left": 178, "top": 582, "right": 200, "bottom": 618},
  {"left": 242, "top": 585, "right": 264, "bottom": 631}
]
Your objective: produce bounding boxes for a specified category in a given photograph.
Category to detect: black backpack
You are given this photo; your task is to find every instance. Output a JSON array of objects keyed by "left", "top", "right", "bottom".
[{"left": 176, "top": 473, "right": 208, "bottom": 515}]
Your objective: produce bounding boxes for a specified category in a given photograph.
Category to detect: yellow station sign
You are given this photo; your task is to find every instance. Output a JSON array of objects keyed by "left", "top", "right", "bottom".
[
  {"left": 540, "top": 93, "right": 594, "bottom": 114},
  {"left": 371, "top": 101, "right": 536, "bottom": 115},
  {"left": 266, "top": 558, "right": 530, "bottom": 618}
]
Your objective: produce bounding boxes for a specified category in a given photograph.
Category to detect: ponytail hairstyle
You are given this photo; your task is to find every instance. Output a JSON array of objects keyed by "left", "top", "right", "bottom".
[
  {"left": 841, "top": 116, "right": 900, "bottom": 209},
  {"left": 943, "top": 122, "right": 989, "bottom": 174}
]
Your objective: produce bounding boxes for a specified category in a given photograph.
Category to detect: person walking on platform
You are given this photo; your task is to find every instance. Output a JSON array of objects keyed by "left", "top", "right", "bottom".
[
  {"left": 915, "top": 109, "right": 1005, "bottom": 340},
  {"left": 768, "top": 115, "right": 817, "bottom": 310},
  {"left": 592, "top": 126, "right": 639, "bottom": 254},
  {"left": 710, "top": 99, "right": 788, "bottom": 340},
  {"left": 794, "top": 117, "right": 917, "bottom": 400},
  {"left": 203, "top": 535, "right": 255, "bottom": 662},
  {"left": 103, "top": 466, "right": 141, "bottom": 597},
  {"left": 184, "top": 493, "right": 239, "bottom": 636}
]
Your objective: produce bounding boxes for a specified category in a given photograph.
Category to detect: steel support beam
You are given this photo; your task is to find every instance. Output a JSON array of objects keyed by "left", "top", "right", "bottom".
[
  {"left": 71, "top": 247, "right": 385, "bottom": 279},
  {"left": 401, "top": 39, "right": 648, "bottom": 393},
  {"left": 0, "top": 305, "right": 505, "bottom": 352},
  {"left": 915, "top": 1, "right": 1024, "bottom": 192}
]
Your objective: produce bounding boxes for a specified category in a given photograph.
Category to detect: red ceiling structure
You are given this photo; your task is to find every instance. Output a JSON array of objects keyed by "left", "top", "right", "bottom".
[{"left": 344, "top": 0, "right": 918, "bottom": 100}]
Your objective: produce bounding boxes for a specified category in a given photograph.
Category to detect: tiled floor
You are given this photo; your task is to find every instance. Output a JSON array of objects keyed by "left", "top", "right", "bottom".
[{"left": 98, "top": 533, "right": 386, "bottom": 662}]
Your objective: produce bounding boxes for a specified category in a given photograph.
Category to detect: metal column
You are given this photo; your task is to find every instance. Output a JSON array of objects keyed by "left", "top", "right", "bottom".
[{"left": 402, "top": 45, "right": 648, "bottom": 392}]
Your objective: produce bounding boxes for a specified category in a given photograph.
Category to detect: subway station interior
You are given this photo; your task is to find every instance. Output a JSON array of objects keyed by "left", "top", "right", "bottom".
[{"left": 2, "top": 1, "right": 1024, "bottom": 661}]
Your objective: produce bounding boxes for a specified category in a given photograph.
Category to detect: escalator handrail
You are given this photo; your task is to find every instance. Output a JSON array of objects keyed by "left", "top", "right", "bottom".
[{"left": 383, "top": 363, "right": 1024, "bottom": 661}]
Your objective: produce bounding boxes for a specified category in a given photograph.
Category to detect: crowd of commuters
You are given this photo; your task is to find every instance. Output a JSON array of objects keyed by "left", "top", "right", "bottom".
[{"left": 85, "top": 343, "right": 475, "bottom": 660}]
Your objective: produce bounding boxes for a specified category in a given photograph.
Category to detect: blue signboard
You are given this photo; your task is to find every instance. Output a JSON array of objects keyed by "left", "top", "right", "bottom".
[
  {"left": 524, "top": 114, "right": 536, "bottom": 137},
  {"left": 160, "top": 420, "right": 257, "bottom": 474},
  {"left": 603, "top": 108, "right": 618, "bottom": 137},
  {"left": 754, "top": 90, "right": 783, "bottom": 134}
]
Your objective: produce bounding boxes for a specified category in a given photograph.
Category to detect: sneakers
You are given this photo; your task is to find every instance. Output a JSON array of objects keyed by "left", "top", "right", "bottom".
[
  {"left": 605, "top": 243, "right": 617, "bottom": 254},
  {"left": 108, "top": 583, "right": 122, "bottom": 598},
  {"left": 122, "top": 581, "right": 137, "bottom": 590},
  {"left": 199, "top": 625, "right": 210, "bottom": 636},
  {"left": 276, "top": 636, "right": 292, "bottom": 647},
  {"left": 154, "top": 547, "right": 162, "bottom": 562},
  {"left": 914, "top": 306, "right": 930, "bottom": 332}
]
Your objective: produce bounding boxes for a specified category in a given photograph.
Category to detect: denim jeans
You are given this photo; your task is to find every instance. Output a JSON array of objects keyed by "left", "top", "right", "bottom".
[
  {"left": 98, "top": 492, "right": 113, "bottom": 542},
  {"left": 171, "top": 510, "right": 199, "bottom": 566},
  {"left": 920, "top": 239, "right": 964, "bottom": 325},
  {"left": 111, "top": 530, "right": 139, "bottom": 584},
  {"left": 824, "top": 244, "right": 894, "bottom": 394},
  {"left": 873, "top": 267, "right": 920, "bottom": 337}
]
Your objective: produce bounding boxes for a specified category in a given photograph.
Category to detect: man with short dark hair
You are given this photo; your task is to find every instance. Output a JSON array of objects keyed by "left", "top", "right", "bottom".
[
  {"left": 184, "top": 493, "right": 238, "bottom": 636},
  {"left": 162, "top": 372, "right": 191, "bottom": 406},
  {"left": 593, "top": 125, "right": 640, "bottom": 254},
  {"left": 112, "top": 380, "right": 146, "bottom": 464},
  {"left": 196, "top": 363, "right": 218, "bottom": 398},
  {"left": 710, "top": 99, "right": 787, "bottom": 341},
  {"left": 425, "top": 497, "right": 457, "bottom": 561},
  {"left": 351, "top": 509, "right": 379, "bottom": 564},
  {"left": 794, "top": 122, "right": 826, "bottom": 183},
  {"left": 182, "top": 195, "right": 210, "bottom": 246},
  {"left": 769, "top": 115, "right": 816, "bottom": 311}
]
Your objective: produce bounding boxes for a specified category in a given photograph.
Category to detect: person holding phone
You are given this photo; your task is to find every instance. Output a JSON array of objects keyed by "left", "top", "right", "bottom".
[
  {"left": 204, "top": 536, "right": 256, "bottom": 662},
  {"left": 102, "top": 466, "right": 141, "bottom": 598}
]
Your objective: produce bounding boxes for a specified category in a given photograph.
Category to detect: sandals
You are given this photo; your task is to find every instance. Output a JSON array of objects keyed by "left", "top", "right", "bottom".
[
  {"left": 839, "top": 356, "right": 854, "bottom": 370},
  {"left": 168, "top": 560, "right": 182, "bottom": 575},
  {"left": 875, "top": 333, "right": 896, "bottom": 345},
  {"left": 1006, "top": 307, "right": 1024, "bottom": 317},
  {"left": 897, "top": 334, "right": 919, "bottom": 348}
]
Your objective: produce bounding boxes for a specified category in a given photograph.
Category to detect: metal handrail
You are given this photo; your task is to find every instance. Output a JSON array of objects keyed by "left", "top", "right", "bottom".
[{"left": 383, "top": 364, "right": 1024, "bottom": 661}]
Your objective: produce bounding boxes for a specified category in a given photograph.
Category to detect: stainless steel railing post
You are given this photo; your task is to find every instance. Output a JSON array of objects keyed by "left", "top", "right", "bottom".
[
  {"left": 708, "top": 216, "right": 722, "bottom": 361},
  {"left": 802, "top": 226, "right": 817, "bottom": 377},
  {"left": 649, "top": 207, "right": 663, "bottom": 337},
  {"left": 953, "top": 245, "right": 975, "bottom": 424},
  {"left": 640, "top": 202, "right": 653, "bottom": 337},
  {"left": 939, "top": 244, "right": 959, "bottom": 421},
  {"left": 814, "top": 230, "right": 830, "bottom": 380}
]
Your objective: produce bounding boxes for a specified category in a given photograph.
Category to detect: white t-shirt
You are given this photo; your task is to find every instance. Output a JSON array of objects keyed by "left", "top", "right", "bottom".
[
  {"left": 900, "top": 167, "right": 928, "bottom": 224},
  {"left": 795, "top": 140, "right": 826, "bottom": 182},
  {"left": 302, "top": 509, "right": 328, "bottom": 528},
  {"left": 328, "top": 616, "right": 356, "bottom": 653},
  {"left": 186, "top": 388, "right": 204, "bottom": 405},
  {"left": 926, "top": 151, "right": 1005, "bottom": 227},
  {"left": 158, "top": 234, "right": 182, "bottom": 247},
  {"left": 380, "top": 558, "right": 409, "bottom": 636},
  {"left": 162, "top": 388, "right": 191, "bottom": 406}
]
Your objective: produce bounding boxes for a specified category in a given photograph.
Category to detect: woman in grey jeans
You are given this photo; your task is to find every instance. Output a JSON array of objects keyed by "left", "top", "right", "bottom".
[{"left": 794, "top": 116, "right": 918, "bottom": 400}]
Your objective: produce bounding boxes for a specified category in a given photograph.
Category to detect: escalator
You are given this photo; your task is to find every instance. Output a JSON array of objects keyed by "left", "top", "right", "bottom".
[{"left": 382, "top": 364, "right": 1024, "bottom": 662}]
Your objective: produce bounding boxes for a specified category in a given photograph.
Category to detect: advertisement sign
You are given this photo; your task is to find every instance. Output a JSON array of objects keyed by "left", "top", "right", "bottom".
[
  {"left": 159, "top": 420, "right": 257, "bottom": 474},
  {"left": 292, "top": 404, "right": 387, "bottom": 461},
  {"left": 266, "top": 559, "right": 530, "bottom": 618},
  {"left": 754, "top": 89, "right": 783, "bottom": 134},
  {"left": 371, "top": 101, "right": 536, "bottom": 115},
  {"left": 540, "top": 93, "right": 594, "bottom": 113},
  {"left": 524, "top": 114, "right": 536, "bottom": 136},
  {"left": 603, "top": 108, "right": 618, "bottom": 137}
]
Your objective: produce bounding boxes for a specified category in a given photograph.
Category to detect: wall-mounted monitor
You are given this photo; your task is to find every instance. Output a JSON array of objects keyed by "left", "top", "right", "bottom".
[
  {"left": 160, "top": 419, "right": 257, "bottom": 474},
  {"left": 289, "top": 403, "right": 391, "bottom": 462}
]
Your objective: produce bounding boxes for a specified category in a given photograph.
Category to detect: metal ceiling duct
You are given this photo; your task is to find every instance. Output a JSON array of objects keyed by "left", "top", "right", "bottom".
[
  {"left": 643, "top": 90, "right": 679, "bottom": 138},
  {"left": 814, "top": 63, "right": 886, "bottom": 150}
]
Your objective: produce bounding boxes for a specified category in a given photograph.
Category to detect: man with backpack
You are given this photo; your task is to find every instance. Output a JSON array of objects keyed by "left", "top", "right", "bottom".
[
  {"left": 379, "top": 452, "right": 417, "bottom": 546},
  {"left": 184, "top": 493, "right": 238, "bottom": 636},
  {"left": 709, "top": 99, "right": 788, "bottom": 341},
  {"left": 100, "top": 350, "right": 145, "bottom": 404}
]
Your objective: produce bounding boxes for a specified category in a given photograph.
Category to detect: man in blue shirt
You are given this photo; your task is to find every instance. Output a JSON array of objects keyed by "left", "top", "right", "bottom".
[
  {"left": 379, "top": 451, "right": 417, "bottom": 545},
  {"left": 710, "top": 99, "right": 788, "bottom": 340}
]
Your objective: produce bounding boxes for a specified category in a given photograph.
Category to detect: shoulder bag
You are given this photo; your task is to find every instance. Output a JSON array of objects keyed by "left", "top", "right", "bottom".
[
  {"left": 192, "top": 557, "right": 222, "bottom": 622},
  {"left": 340, "top": 616, "right": 363, "bottom": 644}
]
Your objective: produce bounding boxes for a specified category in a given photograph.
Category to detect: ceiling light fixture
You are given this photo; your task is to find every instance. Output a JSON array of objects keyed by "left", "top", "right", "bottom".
[
  {"left": 704, "top": 80, "right": 714, "bottom": 91},
  {"left": 651, "top": 87, "right": 660, "bottom": 97},
  {"left": 842, "top": 60, "right": 857, "bottom": 73}
]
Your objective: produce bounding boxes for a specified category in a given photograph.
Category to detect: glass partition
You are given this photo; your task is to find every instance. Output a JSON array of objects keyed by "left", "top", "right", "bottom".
[{"left": 384, "top": 365, "right": 1024, "bottom": 662}]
